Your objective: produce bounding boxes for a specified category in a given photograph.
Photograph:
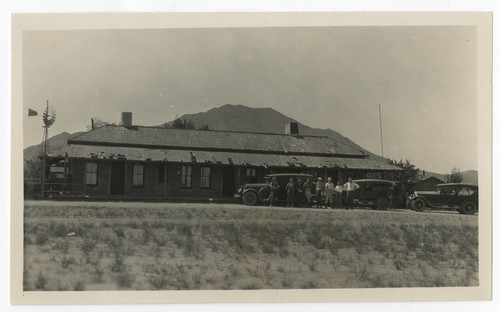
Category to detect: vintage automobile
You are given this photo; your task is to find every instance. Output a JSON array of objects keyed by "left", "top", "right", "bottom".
[
  {"left": 407, "top": 183, "right": 478, "bottom": 215},
  {"left": 351, "top": 179, "right": 403, "bottom": 209},
  {"left": 235, "top": 173, "right": 314, "bottom": 206}
]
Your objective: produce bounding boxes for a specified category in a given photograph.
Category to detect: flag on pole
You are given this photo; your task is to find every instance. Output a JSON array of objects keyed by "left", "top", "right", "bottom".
[{"left": 28, "top": 108, "right": 38, "bottom": 116}]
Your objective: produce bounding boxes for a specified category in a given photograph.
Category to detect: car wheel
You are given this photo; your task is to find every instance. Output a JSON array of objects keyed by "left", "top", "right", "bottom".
[
  {"left": 412, "top": 198, "right": 426, "bottom": 212},
  {"left": 461, "top": 201, "right": 477, "bottom": 215},
  {"left": 257, "top": 187, "right": 272, "bottom": 203},
  {"left": 376, "top": 197, "right": 390, "bottom": 210},
  {"left": 242, "top": 191, "right": 258, "bottom": 206}
]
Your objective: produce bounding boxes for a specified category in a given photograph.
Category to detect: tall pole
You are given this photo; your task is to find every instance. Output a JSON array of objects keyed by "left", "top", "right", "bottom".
[
  {"left": 379, "top": 104, "right": 384, "bottom": 158},
  {"left": 43, "top": 100, "right": 49, "bottom": 155},
  {"left": 41, "top": 100, "right": 49, "bottom": 197}
]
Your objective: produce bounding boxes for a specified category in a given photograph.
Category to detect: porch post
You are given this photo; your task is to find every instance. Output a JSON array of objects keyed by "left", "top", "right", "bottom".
[{"left": 164, "top": 161, "right": 167, "bottom": 199}]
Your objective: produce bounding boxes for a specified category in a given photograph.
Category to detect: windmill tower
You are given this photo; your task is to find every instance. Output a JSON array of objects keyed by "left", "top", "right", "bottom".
[
  {"left": 40, "top": 100, "right": 56, "bottom": 197},
  {"left": 41, "top": 100, "right": 56, "bottom": 155}
]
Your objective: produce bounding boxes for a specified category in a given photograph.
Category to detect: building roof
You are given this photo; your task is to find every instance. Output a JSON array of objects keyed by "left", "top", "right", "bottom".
[
  {"left": 68, "top": 125, "right": 367, "bottom": 157},
  {"left": 48, "top": 144, "right": 401, "bottom": 171}
]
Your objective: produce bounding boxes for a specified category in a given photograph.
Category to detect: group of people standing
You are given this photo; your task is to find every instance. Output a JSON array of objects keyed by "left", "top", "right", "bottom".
[{"left": 268, "top": 176, "right": 359, "bottom": 209}]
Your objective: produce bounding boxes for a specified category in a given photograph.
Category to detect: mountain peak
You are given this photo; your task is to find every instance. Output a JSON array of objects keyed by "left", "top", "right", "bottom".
[
  {"left": 208, "top": 104, "right": 285, "bottom": 116},
  {"left": 165, "top": 104, "right": 379, "bottom": 160}
]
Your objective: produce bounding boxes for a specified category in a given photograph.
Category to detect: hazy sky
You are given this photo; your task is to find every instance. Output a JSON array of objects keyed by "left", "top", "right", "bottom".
[{"left": 23, "top": 26, "right": 477, "bottom": 173}]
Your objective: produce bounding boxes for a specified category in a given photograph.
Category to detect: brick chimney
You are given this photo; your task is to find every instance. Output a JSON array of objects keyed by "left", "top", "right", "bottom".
[
  {"left": 285, "top": 122, "right": 299, "bottom": 135},
  {"left": 121, "top": 112, "right": 132, "bottom": 127}
]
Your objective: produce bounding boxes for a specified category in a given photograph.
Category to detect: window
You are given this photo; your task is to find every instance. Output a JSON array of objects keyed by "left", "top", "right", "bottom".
[
  {"left": 85, "top": 162, "right": 98, "bottom": 186},
  {"left": 439, "top": 186, "right": 456, "bottom": 195},
  {"left": 200, "top": 167, "right": 211, "bottom": 189},
  {"left": 158, "top": 163, "right": 167, "bottom": 183},
  {"left": 181, "top": 165, "right": 192, "bottom": 188},
  {"left": 458, "top": 187, "right": 472, "bottom": 196},
  {"left": 246, "top": 168, "right": 256, "bottom": 177},
  {"left": 132, "top": 163, "right": 144, "bottom": 187},
  {"left": 245, "top": 168, "right": 257, "bottom": 183}
]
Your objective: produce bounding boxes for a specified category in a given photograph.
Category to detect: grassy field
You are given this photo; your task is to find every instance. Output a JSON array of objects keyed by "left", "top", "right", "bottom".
[{"left": 23, "top": 201, "right": 478, "bottom": 291}]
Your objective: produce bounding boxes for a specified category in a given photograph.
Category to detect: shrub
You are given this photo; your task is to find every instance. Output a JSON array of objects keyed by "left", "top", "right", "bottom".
[
  {"left": 393, "top": 255, "right": 406, "bottom": 270},
  {"left": 176, "top": 224, "right": 193, "bottom": 237},
  {"left": 35, "top": 232, "right": 50, "bottom": 246},
  {"left": 240, "top": 280, "right": 263, "bottom": 290},
  {"left": 61, "top": 255, "right": 76, "bottom": 268},
  {"left": 93, "top": 265, "right": 105, "bottom": 283},
  {"left": 52, "top": 239, "right": 70, "bottom": 254},
  {"left": 81, "top": 239, "right": 95, "bottom": 253},
  {"left": 154, "top": 234, "right": 168, "bottom": 247},
  {"left": 149, "top": 270, "right": 169, "bottom": 289},
  {"left": 281, "top": 276, "right": 294, "bottom": 288},
  {"left": 142, "top": 227, "right": 152, "bottom": 244},
  {"left": 116, "top": 272, "right": 135, "bottom": 289},
  {"left": 184, "top": 237, "right": 206, "bottom": 259},
  {"left": 301, "top": 281, "right": 318, "bottom": 289},
  {"left": 73, "top": 280, "right": 85, "bottom": 291},
  {"left": 52, "top": 223, "right": 69, "bottom": 237},
  {"left": 34, "top": 271, "right": 47, "bottom": 290},
  {"left": 111, "top": 244, "right": 126, "bottom": 272}
]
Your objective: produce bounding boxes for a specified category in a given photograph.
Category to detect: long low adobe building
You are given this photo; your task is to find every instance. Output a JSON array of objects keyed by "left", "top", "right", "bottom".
[{"left": 41, "top": 112, "right": 401, "bottom": 200}]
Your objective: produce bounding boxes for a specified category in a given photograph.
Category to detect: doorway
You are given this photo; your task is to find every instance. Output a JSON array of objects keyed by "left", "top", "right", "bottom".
[
  {"left": 222, "top": 166, "right": 236, "bottom": 196},
  {"left": 110, "top": 161, "right": 125, "bottom": 195}
]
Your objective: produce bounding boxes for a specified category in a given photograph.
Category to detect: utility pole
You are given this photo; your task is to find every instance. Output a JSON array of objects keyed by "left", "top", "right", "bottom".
[{"left": 379, "top": 104, "right": 384, "bottom": 158}]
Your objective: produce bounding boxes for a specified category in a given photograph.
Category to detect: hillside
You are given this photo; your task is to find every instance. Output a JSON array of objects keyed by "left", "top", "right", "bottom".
[
  {"left": 24, "top": 131, "right": 85, "bottom": 161},
  {"left": 422, "top": 169, "right": 478, "bottom": 184},
  {"left": 461, "top": 170, "right": 478, "bottom": 184},
  {"left": 161, "top": 104, "right": 384, "bottom": 162}
]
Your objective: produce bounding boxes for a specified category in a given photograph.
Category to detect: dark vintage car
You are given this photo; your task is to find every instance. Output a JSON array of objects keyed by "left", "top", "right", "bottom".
[
  {"left": 351, "top": 179, "right": 403, "bottom": 209},
  {"left": 235, "top": 173, "right": 314, "bottom": 206},
  {"left": 407, "top": 183, "right": 478, "bottom": 215}
]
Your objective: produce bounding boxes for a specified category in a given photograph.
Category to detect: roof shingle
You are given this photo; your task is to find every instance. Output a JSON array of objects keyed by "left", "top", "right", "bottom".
[
  {"left": 69, "top": 125, "right": 366, "bottom": 157},
  {"left": 49, "top": 144, "right": 400, "bottom": 171}
]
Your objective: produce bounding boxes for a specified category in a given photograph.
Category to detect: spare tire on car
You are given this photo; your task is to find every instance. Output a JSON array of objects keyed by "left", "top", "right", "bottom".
[
  {"left": 242, "top": 191, "right": 258, "bottom": 206},
  {"left": 257, "top": 187, "right": 272, "bottom": 203}
]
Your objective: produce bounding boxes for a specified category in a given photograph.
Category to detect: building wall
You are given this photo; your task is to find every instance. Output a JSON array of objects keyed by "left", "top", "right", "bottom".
[
  {"left": 166, "top": 163, "right": 224, "bottom": 198},
  {"left": 70, "top": 158, "right": 111, "bottom": 196},
  {"left": 124, "top": 161, "right": 158, "bottom": 198},
  {"left": 56, "top": 157, "right": 396, "bottom": 200}
]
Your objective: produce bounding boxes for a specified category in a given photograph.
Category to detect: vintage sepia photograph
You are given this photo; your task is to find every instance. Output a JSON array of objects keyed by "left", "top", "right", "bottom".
[{"left": 10, "top": 12, "right": 492, "bottom": 304}]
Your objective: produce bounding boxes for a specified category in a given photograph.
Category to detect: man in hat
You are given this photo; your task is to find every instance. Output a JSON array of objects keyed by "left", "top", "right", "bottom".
[
  {"left": 302, "top": 177, "right": 314, "bottom": 208},
  {"left": 285, "top": 177, "right": 296, "bottom": 207},
  {"left": 296, "top": 178, "right": 304, "bottom": 207},
  {"left": 334, "top": 181, "right": 343, "bottom": 208},
  {"left": 389, "top": 182, "right": 399, "bottom": 211},
  {"left": 343, "top": 177, "right": 359, "bottom": 210},
  {"left": 324, "top": 177, "right": 335, "bottom": 209},
  {"left": 268, "top": 176, "right": 280, "bottom": 207},
  {"left": 315, "top": 177, "right": 325, "bottom": 208}
]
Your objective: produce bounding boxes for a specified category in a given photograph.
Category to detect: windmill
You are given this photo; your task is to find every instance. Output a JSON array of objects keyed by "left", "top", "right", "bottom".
[
  {"left": 38, "top": 100, "right": 56, "bottom": 198},
  {"left": 41, "top": 100, "right": 56, "bottom": 155}
]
